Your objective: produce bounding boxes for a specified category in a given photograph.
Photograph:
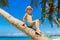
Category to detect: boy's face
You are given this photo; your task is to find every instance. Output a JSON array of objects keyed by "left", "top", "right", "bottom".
[{"left": 26, "top": 8, "right": 32, "bottom": 14}]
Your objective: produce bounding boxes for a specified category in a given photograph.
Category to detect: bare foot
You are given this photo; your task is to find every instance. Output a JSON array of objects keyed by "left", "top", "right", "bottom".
[{"left": 35, "top": 31, "right": 42, "bottom": 36}]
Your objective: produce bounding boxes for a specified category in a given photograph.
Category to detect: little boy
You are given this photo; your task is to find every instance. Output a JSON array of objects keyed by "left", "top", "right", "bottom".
[{"left": 23, "top": 6, "right": 42, "bottom": 35}]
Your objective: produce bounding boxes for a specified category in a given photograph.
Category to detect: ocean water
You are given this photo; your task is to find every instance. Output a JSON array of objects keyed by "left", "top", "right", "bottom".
[
  {"left": 50, "top": 36, "right": 60, "bottom": 40},
  {"left": 0, "top": 37, "right": 31, "bottom": 40},
  {"left": 0, "top": 36, "right": 60, "bottom": 40}
]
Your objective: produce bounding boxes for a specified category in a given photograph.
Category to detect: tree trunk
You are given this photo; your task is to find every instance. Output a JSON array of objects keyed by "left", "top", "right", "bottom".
[{"left": 0, "top": 8, "right": 50, "bottom": 40}]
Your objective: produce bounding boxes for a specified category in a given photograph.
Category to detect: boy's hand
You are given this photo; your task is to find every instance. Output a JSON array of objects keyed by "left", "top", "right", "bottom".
[
  {"left": 23, "top": 15, "right": 26, "bottom": 22},
  {"left": 23, "top": 18, "right": 25, "bottom": 21}
]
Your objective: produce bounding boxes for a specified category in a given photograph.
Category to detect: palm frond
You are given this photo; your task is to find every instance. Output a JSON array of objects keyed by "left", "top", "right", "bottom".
[
  {"left": 48, "top": 13, "right": 53, "bottom": 27},
  {"left": 54, "top": 19, "right": 60, "bottom": 27},
  {"left": 58, "top": 0, "right": 60, "bottom": 10},
  {"left": 0, "top": 0, "right": 8, "bottom": 7},
  {"left": 41, "top": 0, "right": 46, "bottom": 12},
  {"left": 30, "top": 0, "right": 40, "bottom": 8}
]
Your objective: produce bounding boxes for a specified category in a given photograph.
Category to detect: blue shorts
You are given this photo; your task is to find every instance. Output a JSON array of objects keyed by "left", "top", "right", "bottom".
[
  {"left": 26, "top": 22, "right": 31, "bottom": 27},
  {"left": 26, "top": 22, "right": 36, "bottom": 29}
]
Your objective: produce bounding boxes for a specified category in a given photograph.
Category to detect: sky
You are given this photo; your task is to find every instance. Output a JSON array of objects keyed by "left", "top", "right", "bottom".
[{"left": 0, "top": 0, "right": 60, "bottom": 36}]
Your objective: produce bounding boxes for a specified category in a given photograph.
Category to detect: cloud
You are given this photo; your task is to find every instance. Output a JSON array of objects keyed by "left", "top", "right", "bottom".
[
  {"left": 45, "top": 30, "right": 60, "bottom": 36},
  {"left": 0, "top": 33, "right": 27, "bottom": 36}
]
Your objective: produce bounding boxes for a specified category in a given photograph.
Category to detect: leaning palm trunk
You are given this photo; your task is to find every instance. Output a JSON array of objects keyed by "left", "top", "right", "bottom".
[{"left": 0, "top": 8, "right": 50, "bottom": 40}]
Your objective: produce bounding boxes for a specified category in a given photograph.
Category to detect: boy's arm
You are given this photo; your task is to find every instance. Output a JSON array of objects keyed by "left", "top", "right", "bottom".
[{"left": 23, "top": 14, "right": 27, "bottom": 21}]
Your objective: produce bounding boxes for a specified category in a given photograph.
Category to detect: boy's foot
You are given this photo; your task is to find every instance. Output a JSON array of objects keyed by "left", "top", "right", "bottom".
[{"left": 35, "top": 31, "right": 42, "bottom": 36}]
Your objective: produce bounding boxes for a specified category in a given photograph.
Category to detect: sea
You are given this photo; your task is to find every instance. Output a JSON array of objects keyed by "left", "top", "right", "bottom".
[
  {"left": 50, "top": 36, "right": 60, "bottom": 40},
  {"left": 0, "top": 36, "right": 60, "bottom": 40},
  {"left": 0, "top": 36, "right": 31, "bottom": 40},
  {"left": 0, "top": 37, "right": 31, "bottom": 40}
]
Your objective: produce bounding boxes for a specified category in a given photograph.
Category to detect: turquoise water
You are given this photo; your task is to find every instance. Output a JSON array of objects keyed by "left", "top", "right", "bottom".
[
  {"left": 0, "top": 37, "right": 31, "bottom": 40},
  {"left": 0, "top": 36, "right": 60, "bottom": 40}
]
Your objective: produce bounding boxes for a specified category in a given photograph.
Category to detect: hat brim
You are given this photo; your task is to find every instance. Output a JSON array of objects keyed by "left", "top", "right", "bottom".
[{"left": 26, "top": 8, "right": 33, "bottom": 10}]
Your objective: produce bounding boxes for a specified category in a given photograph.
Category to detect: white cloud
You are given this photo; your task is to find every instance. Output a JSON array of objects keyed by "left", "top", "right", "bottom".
[
  {"left": 45, "top": 30, "right": 60, "bottom": 36},
  {"left": 0, "top": 32, "right": 27, "bottom": 36}
]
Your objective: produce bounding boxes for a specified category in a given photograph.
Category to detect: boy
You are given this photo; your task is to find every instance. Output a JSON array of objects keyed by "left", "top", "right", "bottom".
[{"left": 23, "top": 6, "right": 42, "bottom": 35}]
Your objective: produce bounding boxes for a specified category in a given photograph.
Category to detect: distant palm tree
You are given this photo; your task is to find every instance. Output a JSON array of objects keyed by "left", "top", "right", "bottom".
[{"left": 30, "top": 0, "right": 60, "bottom": 27}]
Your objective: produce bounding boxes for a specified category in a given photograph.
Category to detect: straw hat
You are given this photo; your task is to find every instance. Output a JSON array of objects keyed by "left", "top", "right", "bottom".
[{"left": 26, "top": 6, "right": 33, "bottom": 11}]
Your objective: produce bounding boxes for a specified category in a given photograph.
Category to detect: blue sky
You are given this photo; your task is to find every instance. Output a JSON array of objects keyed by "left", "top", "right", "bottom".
[{"left": 0, "top": 0, "right": 60, "bottom": 36}]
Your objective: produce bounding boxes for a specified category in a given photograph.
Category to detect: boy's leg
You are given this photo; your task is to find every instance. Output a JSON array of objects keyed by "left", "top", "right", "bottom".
[
  {"left": 31, "top": 20, "right": 42, "bottom": 35},
  {"left": 30, "top": 22, "right": 35, "bottom": 26},
  {"left": 34, "top": 20, "right": 42, "bottom": 35}
]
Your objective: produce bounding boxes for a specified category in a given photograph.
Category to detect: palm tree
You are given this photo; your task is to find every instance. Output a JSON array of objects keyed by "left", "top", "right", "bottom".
[
  {"left": 0, "top": 0, "right": 50, "bottom": 40},
  {"left": 0, "top": 8, "right": 50, "bottom": 40},
  {"left": 30, "top": 0, "right": 60, "bottom": 27}
]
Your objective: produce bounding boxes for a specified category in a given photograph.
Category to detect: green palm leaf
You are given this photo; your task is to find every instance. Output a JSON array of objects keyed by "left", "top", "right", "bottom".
[{"left": 0, "top": 0, "right": 8, "bottom": 7}]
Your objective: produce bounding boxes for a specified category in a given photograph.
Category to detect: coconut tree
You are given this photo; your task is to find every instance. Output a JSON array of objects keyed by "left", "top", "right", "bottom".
[
  {"left": 30, "top": 0, "right": 60, "bottom": 27},
  {"left": 0, "top": 0, "right": 60, "bottom": 40},
  {"left": 0, "top": 0, "right": 50, "bottom": 40},
  {"left": 0, "top": 8, "right": 50, "bottom": 40},
  {"left": 44, "top": 0, "right": 55, "bottom": 27}
]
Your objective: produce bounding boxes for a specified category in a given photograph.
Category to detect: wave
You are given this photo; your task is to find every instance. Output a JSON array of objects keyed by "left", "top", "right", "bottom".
[{"left": 50, "top": 36, "right": 60, "bottom": 40}]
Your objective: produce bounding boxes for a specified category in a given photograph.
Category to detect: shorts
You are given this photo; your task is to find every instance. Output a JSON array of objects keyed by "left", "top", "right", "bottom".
[
  {"left": 26, "top": 22, "right": 36, "bottom": 29},
  {"left": 26, "top": 22, "right": 31, "bottom": 27}
]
